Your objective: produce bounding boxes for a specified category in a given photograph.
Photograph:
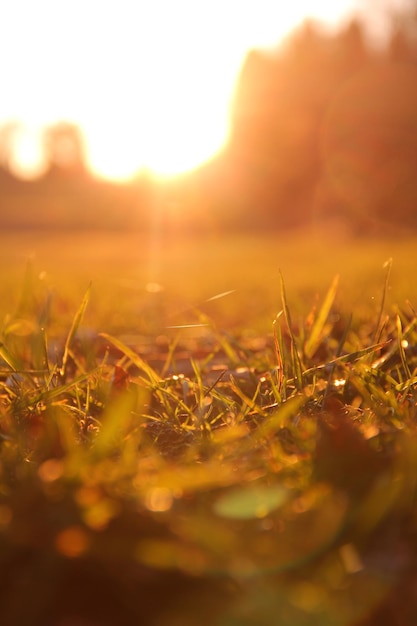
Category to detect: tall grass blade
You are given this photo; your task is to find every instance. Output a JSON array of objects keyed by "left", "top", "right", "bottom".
[
  {"left": 323, "top": 313, "right": 352, "bottom": 405},
  {"left": 161, "top": 335, "right": 180, "bottom": 378},
  {"left": 255, "top": 395, "right": 305, "bottom": 440},
  {"left": 43, "top": 369, "right": 100, "bottom": 402},
  {"left": 93, "top": 391, "right": 138, "bottom": 456},
  {"left": 396, "top": 314, "right": 412, "bottom": 382},
  {"left": 372, "top": 311, "right": 417, "bottom": 369},
  {"left": 304, "top": 275, "right": 339, "bottom": 359},
  {"left": 229, "top": 376, "right": 265, "bottom": 419},
  {"left": 31, "top": 326, "right": 50, "bottom": 373},
  {"left": 99, "top": 333, "right": 162, "bottom": 385},
  {"left": 373, "top": 258, "right": 392, "bottom": 344},
  {"left": 273, "top": 312, "right": 284, "bottom": 400},
  {"left": 303, "top": 340, "right": 390, "bottom": 378},
  {"left": 60, "top": 284, "right": 91, "bottom": 378},
  {"left": 0, "top": 342, "right": 24, "bottom": 372},
  {"left": 279, "top": 272, "right": 304, "bottom": 390}
]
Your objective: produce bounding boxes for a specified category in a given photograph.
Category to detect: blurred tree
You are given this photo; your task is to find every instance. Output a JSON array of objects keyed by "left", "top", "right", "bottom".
[
  {"left": 319, "top": 61, "right": 417, "bottom": 233},
  {"left": 43, "top": 122, "right": 87, "bottom": 177},
  {"left": 387, "top": 1, "right": 417, "bottom": 65},
  {"left": 0, "top": 121, "right": 19, "bottom": 174},
  {"left": 226, "top": 19, "right": 373, "bottom": 230},
  {"left": 389, "top": 25, "right": 414, "bottom": 63},
  {"left": 2, "top": 9, "right": 417, "bottom": 234},
  {"left": 335, "top": 19, "right": 369, "bottom": 75}
]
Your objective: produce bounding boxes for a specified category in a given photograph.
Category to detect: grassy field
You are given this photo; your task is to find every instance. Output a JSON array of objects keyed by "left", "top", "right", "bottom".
[
  {"left": 1, "top": 228, "right": 417, "bottom": 626},
  {"left": 1, "top": 228, "right": 417, "bottom": 333}
]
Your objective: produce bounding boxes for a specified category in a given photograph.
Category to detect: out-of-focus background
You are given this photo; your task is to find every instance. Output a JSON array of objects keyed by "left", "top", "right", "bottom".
[
  {"left": 2, "top": 0, "right": 417, "bottom": 338},
  {"left": 1, "top": 0, "right": 416, "bottom": 236}
]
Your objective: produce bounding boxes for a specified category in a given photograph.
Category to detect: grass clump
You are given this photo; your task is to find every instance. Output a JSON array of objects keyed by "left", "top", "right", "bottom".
[{"left": 1, "top": 264, "right": 417, "bottom": 626}]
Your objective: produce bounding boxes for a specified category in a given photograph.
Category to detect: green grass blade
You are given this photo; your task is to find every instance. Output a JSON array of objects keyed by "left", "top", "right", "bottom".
[
  {"left": 160, "top": 335, "right": 180, "bottom": 378},
  {"left": 372, "top": 311, "right": 417, "bottom": 369},
  {"left": 229, "top": 376, "right": 265, "bottom": 418},
  {"left": 273, "top": 311, "right": 285, "bottom": 400},
  {"left": 42, "top": 369, "right": 101, "bottom": 402},
  {"left": 304, "top": 275, "right": 339, "bottom": 359},
  {"left": 302, "top": 340, "right": 391, "bottom": 379},
  {"left": 60, "top": 284, "right": 91, "bottom": 377},
  {"left": 373, "top": 258, "right": 392, "bottom": 344},
  {"left": 99, "top": 333, "right": 162, "bottom": 385},
  {"left": 93, "top": 391, "right": 137, "bottom": 456},
  {"left": 279, "top": 272, "right": 304, "bottom": 390},
  {"left": 255, "top": 395, "right": 305, "bottom": 440},
  {"left": 0, "top": 342, "right": 24, "bottom": 372},
  {"left": 396, "top": 314, "right": 412, "bottom": 382}
]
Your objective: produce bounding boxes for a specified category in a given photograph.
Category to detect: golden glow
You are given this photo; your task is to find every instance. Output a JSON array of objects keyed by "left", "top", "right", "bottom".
[
  {"left": 1, "top": 1, "right": 368, "bottom": 181},
  {"left": 55, "top": 525, "right": 90, "bottom": 558},
  {"left": 9, "top": 126, "right": 48, "bottom": 179}
]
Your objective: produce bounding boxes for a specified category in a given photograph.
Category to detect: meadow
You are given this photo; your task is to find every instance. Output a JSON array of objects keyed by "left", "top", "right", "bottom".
[
  {"left": 2, "top": 228, "right": 416, "bottom": 333},
  {"left": 1, "top": 228, "right": 417, "bottom": 626}
]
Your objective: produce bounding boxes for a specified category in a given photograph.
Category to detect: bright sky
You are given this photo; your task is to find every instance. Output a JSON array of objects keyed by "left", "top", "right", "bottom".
[{"left": 0, "top": 0, "right": 413, "bottom": 180}]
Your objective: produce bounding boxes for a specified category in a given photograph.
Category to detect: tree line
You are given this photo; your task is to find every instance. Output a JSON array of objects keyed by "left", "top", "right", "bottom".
[
  {"left": 1, "top": 11, "right": 417, "bottom": 233},
  {"left": 187, "top": 13, "right": 417, "bottom": 234}
]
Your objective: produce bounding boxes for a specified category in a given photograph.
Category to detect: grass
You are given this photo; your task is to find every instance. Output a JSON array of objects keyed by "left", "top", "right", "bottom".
[{"left": 1, "top": 229, "right": 417, "bottom": 625}]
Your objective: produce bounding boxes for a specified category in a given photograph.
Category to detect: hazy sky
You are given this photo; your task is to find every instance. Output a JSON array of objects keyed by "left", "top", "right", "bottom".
[{"left": 0, "top": 0, "right": 414, "bottom": 179}]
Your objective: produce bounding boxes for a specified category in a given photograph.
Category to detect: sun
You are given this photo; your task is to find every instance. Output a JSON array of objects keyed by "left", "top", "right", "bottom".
[
  {"left": 82, "top": 37, "right": 234, "bottom": 180},
  {"left": 1, "top": 1, "right": 357, "bottom": 181},
  {"left": 80, "top": 2, "right": 272, "bottom": 181}
]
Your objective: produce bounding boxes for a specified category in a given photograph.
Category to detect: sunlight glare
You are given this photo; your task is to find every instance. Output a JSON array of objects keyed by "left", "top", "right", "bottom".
[
  {"left": 0, "top": 0, "right": 365, "bottom": 180},
  {"left": 9, "top": 126, "right": 48, "bottom": 179}
]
